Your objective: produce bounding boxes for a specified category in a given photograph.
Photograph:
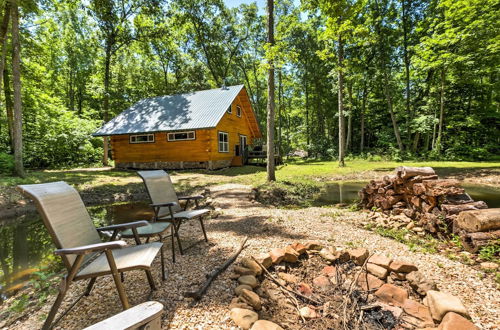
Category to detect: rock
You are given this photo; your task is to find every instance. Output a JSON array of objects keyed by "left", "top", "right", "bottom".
[
  {"left": 240, "top": 289, "right": 262, "bottom": 311},
  {"left": 278, "top": 272, "right": 298, "bottom": 284},
  {"left": 238, "top": 275, "right": 259, "bottom": 288},
  {"left": 230, "top": 308, "right": 258, "bottom": 329},
  {"left": 403, "top": 299, "right": 435, "bottom": 328},
  {"left": 437, "top": 312, "right": 478, "bottom": 330},
  {"left": 297, "top": 282, "right": 313, "bottom": 296},
  {"left": 374, "top": 302, "right": 403, "bottom": 318},
  {"left": 426, "top": 290, "right": 469, "bottom": 321},
  {"left": 251, "top": 320, "right": 284, "bottom": 330},
  {"left": 283, "top": 246, "right": 299, "bottom": 263},
  {"left": 319, "top": 247, "right": 337, "bottom": 262},
  {"left": 269, "top": 248, "right": 286, "bottom": 264},
  {"left": 406, "top": 222, "right": 415, "bottom": 230},
  {"left": 413, "top": 226, "right": 424, "bottom": 232},
  {"left": 367, "top": 263, "right": 389, "bottom": 279},
  {"left": 335, "top": 249, "right": 350, "bottom": 263},
  {"left": 229, "top": 301, "right": 254, "bottom": 310},
  {"left": 289, "top": 242, "right": 307, "bottom": 255},
  {"left": 254, "top": 253, "right": 273, "bottom": 269},
  {"left": 304, "top": 242, "right": 322, "bottom": 250},
  {"left": 357, "top": 272, "right": 385, "bottom": 291},
  {"left": 407, "top": 271, "right": 437, "bottom": 296},
  {"left": 313, "top": 275, "right": 331, "bottom": 290},
  {"left": 368, "top": 255, "right": 393, "bottom": 269},
  {"left": 389, "top": 260, "right": 418, "bottom": 273},
  {"left": 374, "top": 284, "right": 408, "bottom": 307},
  {"left": 321, "top": 266, "right": 337, "bottom": 277},
  {"left": 480, "top": 262, "right": 498, "bottom": 271},
  {"left": 390, "top": 272, "right": 406, "bottom": 281},
  {"left": 299, "top": 306, "right": 318, "bottom": 319},
  {"left": 241, "top": 258, "right": 263, "bottom": 276},
  {"left": 235, "top": 266, "right": 258, "bottom": 276},
  {"left": 348, "top": 248, "right": 369, "bottom": 265},
  {"left": 235, "top": 284, "right": 253, "bottom": 296}
]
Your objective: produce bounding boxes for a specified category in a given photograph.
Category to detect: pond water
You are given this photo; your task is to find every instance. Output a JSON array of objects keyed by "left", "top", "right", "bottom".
[{"left": 1, "top": 183, "right": 499, "bottom": 301}]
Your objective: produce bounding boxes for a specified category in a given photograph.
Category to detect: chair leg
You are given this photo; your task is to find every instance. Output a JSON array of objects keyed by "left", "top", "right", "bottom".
[
  {"left": 42, "top": 278, "right": 69, "bottom": 330},
  {"left": 145, "top": 270, "right": 156, "bottom": 291},
  {"left": 84, "top": 278, "right": 97, "bottom": 296},
  {"left": 199, "top": 217, "right": 208, "bottom": 242},
  {"left": 104, "top": 250, "right": 130, "bottom": 310},
  {"left": 173, "top": 221, "right": 184, "bottom": 255},
  {"left": 171, "top": 224, "right": 176, "bottom": 263},
  {"left": 159, "top": 234, "right": 166, "bottom": 280}
]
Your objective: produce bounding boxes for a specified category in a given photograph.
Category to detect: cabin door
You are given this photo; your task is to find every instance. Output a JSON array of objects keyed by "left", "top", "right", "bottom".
[{"left": 240, "top": 135, "right": 247, "bottom": 164}]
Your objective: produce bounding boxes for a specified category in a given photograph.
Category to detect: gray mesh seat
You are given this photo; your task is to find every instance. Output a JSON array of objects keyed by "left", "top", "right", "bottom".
[
  {"left": 17, "top": 181, "right": 165, "bottom": 330},
  {"left": 138, "top": 170, "right": 210, "bottom": 256}
]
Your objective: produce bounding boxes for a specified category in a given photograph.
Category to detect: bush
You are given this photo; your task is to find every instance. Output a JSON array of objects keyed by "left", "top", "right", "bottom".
[
  {"left": 254, "top": 181, "right": 321, "bottom": 207},
  {"left": 0, "top": 152, "right": 14, "bottom": 174}
]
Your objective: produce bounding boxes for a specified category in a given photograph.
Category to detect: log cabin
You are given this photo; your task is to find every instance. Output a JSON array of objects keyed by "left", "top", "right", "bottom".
[{"left": 93, "top": 85, "right": 261, "bottom": 169}]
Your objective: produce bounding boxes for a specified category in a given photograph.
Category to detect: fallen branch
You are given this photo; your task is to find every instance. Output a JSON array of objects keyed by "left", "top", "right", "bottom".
[
  {"left": 184, "top": 236, "right": 248, "bottom": 301},
  {"left": 250, "top": 256, "right": 321, "bottom": 305}
]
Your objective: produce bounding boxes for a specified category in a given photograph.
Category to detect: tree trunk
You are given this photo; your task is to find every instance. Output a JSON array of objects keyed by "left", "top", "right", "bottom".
[
  {"left": 11, "top": 2, "right": 24, "bottom": 177},
  {"left": 4, "top": 67, "right": 13, "bottom": 152},
  {"left": 360, "top": 78, "right": 367, "bottom": 152},
  {"left": 435, "top": 68, "right": 446, "bottom": 152},
  {"left": 337, "top": 34, "right": 345, "bottom": 167},
  {"left": 305, "top": 73, "right": 309, "bottom": 149},
  {"left": 346, "top": 81, "right": 353, "bottom": 152},
  {"left": 383, "top": 72, "right": 404, "bottom": 152},
  {"left": 0, "top": 1, "right": 10, "bottom": 91},
  {"left": 402, "top": 0, "right": 412, "bottom": 148},
  {"left": 102, "top": 44, "right": 112, "bottom": 166},
  {"left": 266, "top": 0, "right": 276, "bottom": 181},
  {"left": 278, "top": 69, "right": 283, "bottom": 155}
]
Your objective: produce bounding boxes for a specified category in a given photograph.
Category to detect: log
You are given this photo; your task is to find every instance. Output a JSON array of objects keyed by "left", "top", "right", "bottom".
[
  {"left": 398, "top": 166, "right": 436, "bottom": 179},
  {"left": 455, "top": 208, "right": 500, "bottom": 232},
  {"left": 441, "top": 201, "right": 488, "bottom": 215},
  {"left": 442, "top": 193, "right": 474, "bottom": 205},
  {"left": 183, "top": 236, "right": 248, "bottom": 301},
  {"left": 461, "top": 230, "right": 500, "bottom": 252},
  {"left": 413, "top": 183, "right": 426, "bottom": 195},
  {"left": 423, "top": 179, "right": 465, "bottom": 196}
]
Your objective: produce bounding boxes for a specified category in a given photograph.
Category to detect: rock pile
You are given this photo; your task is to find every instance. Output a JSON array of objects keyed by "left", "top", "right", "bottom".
[{"left": 228, "top": 242, "right": 478, "bottom": 329}]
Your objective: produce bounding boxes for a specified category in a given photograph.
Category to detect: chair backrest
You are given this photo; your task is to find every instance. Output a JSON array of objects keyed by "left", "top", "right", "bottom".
[
  {"left": 137, "top": 170, "right": 182, "bottom": 216},
  {"left": 17, "top": 181, "right": 101, "bottom": 270}
]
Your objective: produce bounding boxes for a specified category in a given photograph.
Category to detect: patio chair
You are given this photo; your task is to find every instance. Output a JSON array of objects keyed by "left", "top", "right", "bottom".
[
  {"left": 17, "top": 182, "right": 166, "bottom": 330},
  {"left": 138, "top": 170, "right": 210, "bottom": 255}
]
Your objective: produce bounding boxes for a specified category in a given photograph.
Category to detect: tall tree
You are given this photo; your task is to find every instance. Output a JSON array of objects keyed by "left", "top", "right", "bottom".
[
  {"left": 10, "top": 0, "right": 24, "bottom": 177},
  {"left": 266, "top": 0, "right": 276, "bottom": 181}
]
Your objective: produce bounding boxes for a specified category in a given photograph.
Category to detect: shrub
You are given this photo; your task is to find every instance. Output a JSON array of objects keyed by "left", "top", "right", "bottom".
[{"left": 0, "top": 152, "right": 14, "bottom": 174}]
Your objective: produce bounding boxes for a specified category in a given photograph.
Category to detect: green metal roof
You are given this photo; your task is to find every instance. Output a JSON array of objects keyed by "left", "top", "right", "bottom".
[{"left": 93, "top": 85, "right": 245, "bottom": 136}]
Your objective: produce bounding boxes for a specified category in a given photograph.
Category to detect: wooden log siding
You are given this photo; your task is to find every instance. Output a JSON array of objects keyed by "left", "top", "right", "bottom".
[{"left": 110, "top": 93, "right": 255, "bottom": 167}]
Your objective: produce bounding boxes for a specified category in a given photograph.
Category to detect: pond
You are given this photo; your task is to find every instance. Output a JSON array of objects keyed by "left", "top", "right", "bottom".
[{"left": 0, "top": 202, "right": 154, "bottom": 303}]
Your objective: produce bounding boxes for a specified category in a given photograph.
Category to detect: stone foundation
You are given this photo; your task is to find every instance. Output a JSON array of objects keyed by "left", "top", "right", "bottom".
[{"left": 116, "top": 159, "right": 232, "bottom": 170}]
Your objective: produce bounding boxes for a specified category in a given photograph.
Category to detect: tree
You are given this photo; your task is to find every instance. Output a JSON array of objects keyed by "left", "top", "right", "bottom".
[{"left": 266, "top": 0, "right": 276, "bottom": 181}]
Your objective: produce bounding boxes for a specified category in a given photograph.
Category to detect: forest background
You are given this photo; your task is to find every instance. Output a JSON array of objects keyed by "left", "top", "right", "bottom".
[{"left": 0, "top": 0, "right": 498, "bottom": 174}]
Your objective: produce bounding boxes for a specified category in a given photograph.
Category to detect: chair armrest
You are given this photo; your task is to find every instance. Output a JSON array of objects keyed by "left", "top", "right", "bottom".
[
  {"left": 54, "top": 241, "right": 127, "bottom": 256},
  {"left": 96, "top": 220, "right": 149, "bottom": 232},
  {"left": 178, "top": 195, "right": 204, "bottom": 201},
  {"left": 150, "top": 202, "right": 178, "bottom": 208}
]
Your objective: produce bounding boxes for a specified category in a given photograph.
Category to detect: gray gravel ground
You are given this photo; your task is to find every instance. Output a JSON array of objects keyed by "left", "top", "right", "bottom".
[{"left": 5, "top": 184, "right": 499, "bottom": 329}]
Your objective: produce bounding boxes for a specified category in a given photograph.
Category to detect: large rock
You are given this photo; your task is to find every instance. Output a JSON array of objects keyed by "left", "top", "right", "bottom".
[
  {"left": 455, "top": 208, "right": 500, "bottom": 232},
  {"left": 367, "top": 263, "right": 389, "bottom": 279},
  {"left": 238, "top": 275, "right": 259, "bottom": 288},
  {"left": 374, "top": 284, "right": 408, "bottom": 307},
  {"left": 312, "top": 275, "right": 331, "bottom": 290},
  {"left": 240, "top": 289, "right": 262, "bottom": 311},
  {"left": 269, "top": 248, "right": 286, "bottom": 264},
  {"left": 426, "top": 290, "right": 469, "bottom": 321},
  {"left": 299, "top": 306, "right": 318, "bottom": 319},
  {"left": 235, "top": 266, "right": 258, "bottom": 276},
  {"left": 230, "top": 308, "right": 259, "bottom": 329},
  {"left": 235, "top": 284, "right": 253, "bottom": 296},
  {"left": 289, "top": 242, "right": 307, "bottom": 255},
  {"left": 319, "top": 247, "right": 337, "bottom": 262},
  {"left": 304, "top": 242, "right": 322, "bottom": 250},
  {"left": 321, "top": 266, "right": 337, "bottom": 277},
  {"left": 357, "top": 272, "right": 385, "bottom": 291},
  {"left": 407, "top": 271, "right": 437, "bottom": 296},
  {"left": 251, "top": 320, "right": 284, "bottom": 330},
  {"left": 297, "top": 282, "right": 313, "bottom": 296},
  {"left": 347, "top": 248, "right": 369, "bottom": 265},
  {"left": 437, "top": 312, "right": 478, "bottom": 330},
  {"left": 368, "top": 255, "right": 393, "bottom": 269},
  {"left": 283, "top": 246, "right": 299, "bottom": 263},
  {"left": 389, "top": 260, "right": 418, "bottom": 273},
  {"left": 278, "top": 272, "right": 298, "bottom": 284},
  {"left": 403, "top": 299, "right": 435, "bottom": 328},
  {"left": 241, "top": 258, "right": 263, "bottom": 276},
  {"left": 254, "top": 253, "right": 273, "bottom": 269}
]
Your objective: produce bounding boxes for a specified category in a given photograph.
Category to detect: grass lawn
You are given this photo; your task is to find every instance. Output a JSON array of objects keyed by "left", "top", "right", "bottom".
[{"left": 1, "top": 159, "right": 499, "bottom": 207}]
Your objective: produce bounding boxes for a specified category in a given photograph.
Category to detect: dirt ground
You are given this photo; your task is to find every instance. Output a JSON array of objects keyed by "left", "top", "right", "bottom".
[{"left": 2, "top": 184, "right": 498, "bottom": 330}]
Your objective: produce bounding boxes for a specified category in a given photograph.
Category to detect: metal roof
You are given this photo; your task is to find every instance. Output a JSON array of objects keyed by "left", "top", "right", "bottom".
[{"left": 93, "top": 85, "right": 245, "bottom": 136}]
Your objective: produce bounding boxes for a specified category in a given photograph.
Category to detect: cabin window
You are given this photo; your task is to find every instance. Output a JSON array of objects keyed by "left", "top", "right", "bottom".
[
  {"left": 236, "top": 105, "right": 242, "bottom": 117},
  {"left": 227, "top": 105, "right": 232, "bottom": 114},
  {"left": 218, "top": 131, "right": 229, "bottom": 153},
  {"left": 167, "top": 131, "right": 196, "bottom": 141},
  {"left": 130, "top": 134, "right": 155, "bottom": 143}
]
